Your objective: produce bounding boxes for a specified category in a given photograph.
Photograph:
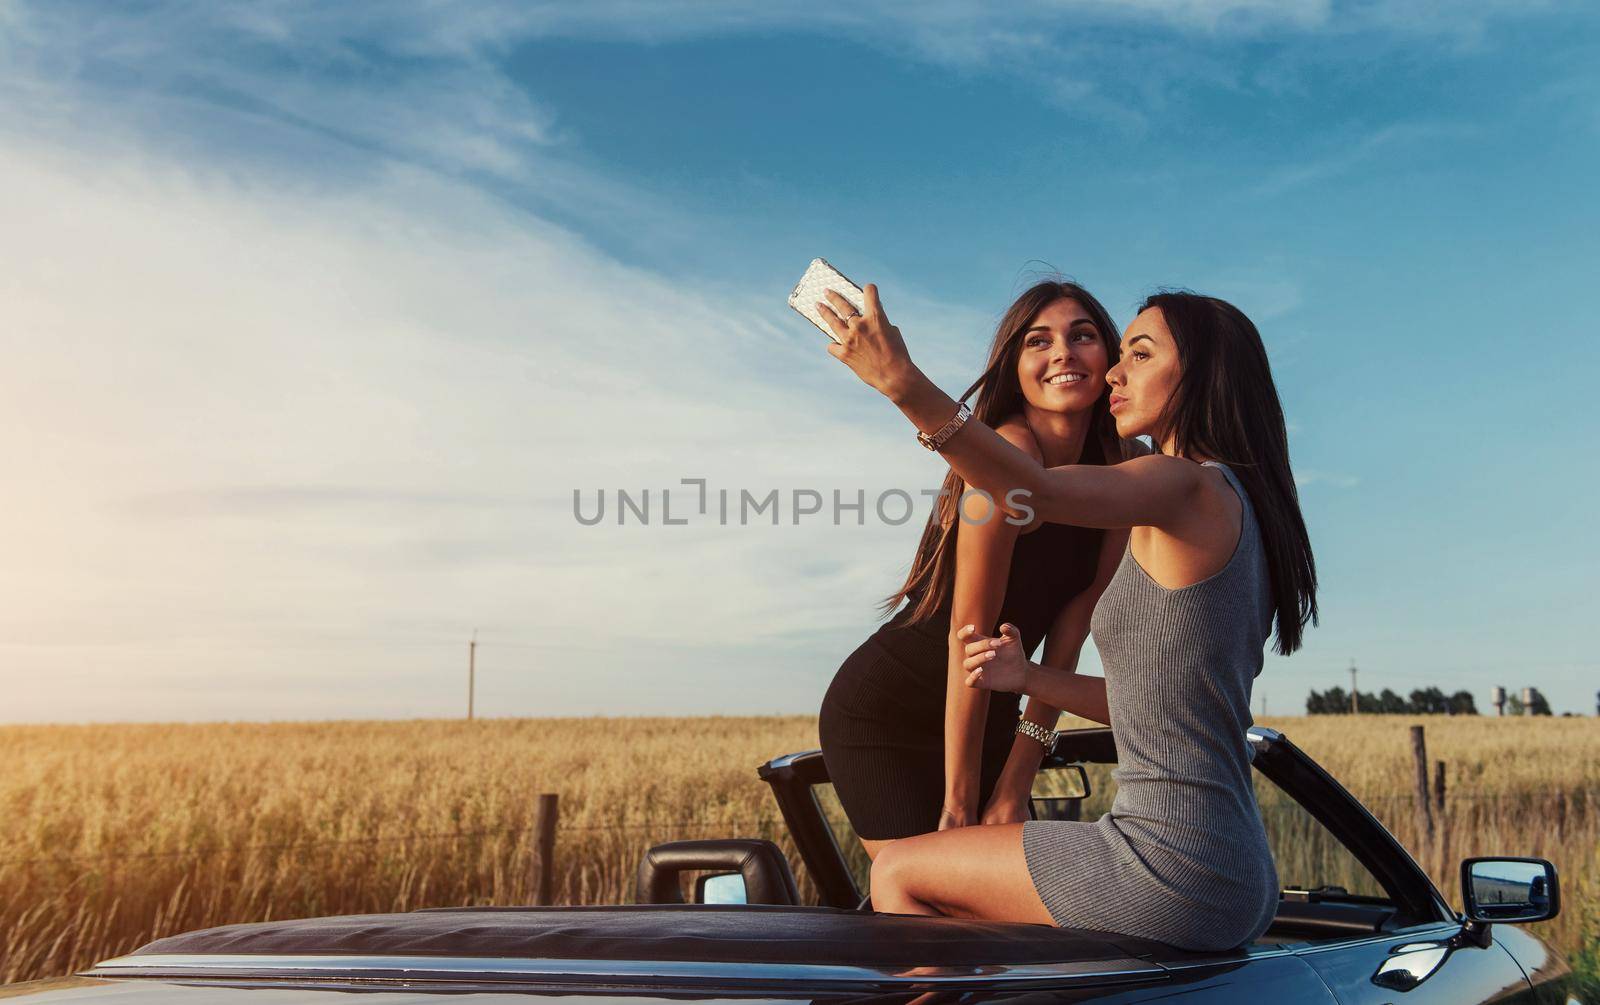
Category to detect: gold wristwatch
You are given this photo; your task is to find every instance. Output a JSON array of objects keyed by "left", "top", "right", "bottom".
[
  {"left": 917, "top": 402, "right": 972, "bottom": 451},
  {"left": 1015, "top": 719, "right": 1057, "bottom": 753}
]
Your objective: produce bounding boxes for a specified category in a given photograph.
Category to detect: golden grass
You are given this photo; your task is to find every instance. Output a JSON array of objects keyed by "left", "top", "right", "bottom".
[
  {"left": 1, "top": 714, "right": 1595, "bottom": 985},
  {"left": 1252, "top": 713, "right": 1600, "bottom": 968}
]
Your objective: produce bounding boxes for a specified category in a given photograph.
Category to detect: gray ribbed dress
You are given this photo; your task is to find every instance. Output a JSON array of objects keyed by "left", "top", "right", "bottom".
[{"left": 1021, "top": 461, "right": 1279, "bottom": 951}]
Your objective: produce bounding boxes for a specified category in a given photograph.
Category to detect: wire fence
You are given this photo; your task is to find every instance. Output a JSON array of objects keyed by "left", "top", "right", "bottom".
[
  {"left": 7, "top": 787, "right": 1594, "bottom": 870},
  {"left": 0, "top": 817, "right": 782, "bottom": 868}
]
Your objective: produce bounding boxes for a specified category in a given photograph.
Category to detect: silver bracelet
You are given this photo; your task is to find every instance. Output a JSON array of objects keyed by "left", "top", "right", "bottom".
[
  {"left": 1015, "top": 719, "right": 1057, "bottom": 751},
  {"left": 917, "top": 402, "right": 972, "bottom": 451}
]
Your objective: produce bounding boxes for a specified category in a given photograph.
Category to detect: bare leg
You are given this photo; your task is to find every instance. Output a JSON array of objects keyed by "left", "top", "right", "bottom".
[
  {"left": 860, "top": 837, "right": 893, "bottom": 861},
  {"left": 870, "top": 823, "right": 1054, "bottom": 924}
]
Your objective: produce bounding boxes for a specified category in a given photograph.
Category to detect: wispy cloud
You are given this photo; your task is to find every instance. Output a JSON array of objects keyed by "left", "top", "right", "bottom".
[
  {"left": 1250, "top": 121, "right": 1481, "bottom": 199},
  {"left": 1294, "top": 469, "right": 1362, "bottom": 490},
  {"left": 0, "top": 114, "right": 951, "bottom": 719},
  {"left": 121, "top": 486, "right": 534, "bottom": 519},
  {"left": 1, "top": 2, "right": 1566, "bottom": 173}
]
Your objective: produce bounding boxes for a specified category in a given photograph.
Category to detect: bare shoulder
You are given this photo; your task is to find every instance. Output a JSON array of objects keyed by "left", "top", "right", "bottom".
[
  {"left": 1117, "top": 452, "right": 1196, "bottom": 476},
  {"left": 1196, "top": 461, "right": 1245, "bottom": 512},
  {"left": 994, "top": 418, "right": 1044, "bottom": 463},
  {"left": 1109, "top": 453, "right": 1210, "bottom": 501},
  {"left": 1158, "top": 458, "right": 1240, "bottom": 534}
]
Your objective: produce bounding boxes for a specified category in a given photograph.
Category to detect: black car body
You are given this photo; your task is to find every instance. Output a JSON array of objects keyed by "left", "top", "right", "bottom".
[{"left": 6, "top": 726, "right": 1577, "bottom": 1004}]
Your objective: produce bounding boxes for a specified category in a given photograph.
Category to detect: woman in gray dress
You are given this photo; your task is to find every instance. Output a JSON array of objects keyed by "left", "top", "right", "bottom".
[{"left": 813, "top": 285, "right": 1317, "bottom": 951}]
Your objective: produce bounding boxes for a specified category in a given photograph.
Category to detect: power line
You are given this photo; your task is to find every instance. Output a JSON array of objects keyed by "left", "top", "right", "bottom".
[{"left": 467, "top": 629, "right": 477, "bottom": 721}]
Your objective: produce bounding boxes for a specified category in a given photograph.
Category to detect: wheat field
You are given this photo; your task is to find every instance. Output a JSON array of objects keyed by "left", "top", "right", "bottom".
[{"left": 1, "top": 715, "right": 1595, "bottom": 986}]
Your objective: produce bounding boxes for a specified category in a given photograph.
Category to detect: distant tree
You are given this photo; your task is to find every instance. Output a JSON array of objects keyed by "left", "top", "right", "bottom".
[
  {"left": 1529, "top": 689, "right": 1553, "bottom": 716},
  {"left": 1508, "top": 693, "right": 1526, "bottom": 715},
  {"left": 1409, "top": 687, "right": 1450, "bottom": 714},
  {"left": 1309, "top": 684, "right": 1485, "bottom": 715}
]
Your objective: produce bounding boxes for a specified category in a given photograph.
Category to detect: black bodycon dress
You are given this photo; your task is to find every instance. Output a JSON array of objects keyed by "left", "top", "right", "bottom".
[{"left": 818, "top": 520, "right": 1105, "bottom": 840}]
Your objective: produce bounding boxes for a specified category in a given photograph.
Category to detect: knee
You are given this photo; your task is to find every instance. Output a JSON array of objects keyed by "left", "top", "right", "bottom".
[{"left": 869, "top": 841, "right": 912, "bottom": 911}]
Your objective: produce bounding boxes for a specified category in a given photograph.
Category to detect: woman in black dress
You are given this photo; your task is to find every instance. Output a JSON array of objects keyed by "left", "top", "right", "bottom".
[{"left": 819, "top": 280, "right": 1133, "bottom": 858}]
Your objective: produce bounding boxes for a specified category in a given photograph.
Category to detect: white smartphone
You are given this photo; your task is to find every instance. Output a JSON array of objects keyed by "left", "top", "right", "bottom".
[{"left": 788, "top": 258, "right": 866, "bottom": 344}]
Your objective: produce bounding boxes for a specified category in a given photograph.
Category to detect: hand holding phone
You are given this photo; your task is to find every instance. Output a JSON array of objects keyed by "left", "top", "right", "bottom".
[{"left": 788, "top": 258, "right": 866, "bottom": 344}]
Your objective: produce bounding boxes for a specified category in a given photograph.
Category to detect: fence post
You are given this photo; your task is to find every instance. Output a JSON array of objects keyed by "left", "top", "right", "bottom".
[
  {"left": 1433, "top": 760, "right": 1449, "bottom": 867},
  {"left": 534, "top": 793, "right": 559, "bottom": 906},
  {"left": 1410, "top": 726, "right": 1434, "bottom": 861}
]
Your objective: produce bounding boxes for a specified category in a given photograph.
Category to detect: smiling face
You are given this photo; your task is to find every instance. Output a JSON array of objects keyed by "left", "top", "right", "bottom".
[
  {"left": 1013, "top": 298, "right": 1111, "bottom": 416},
  {"left": 1105, "top": 306, "right": 1183, "bottom": 444}
]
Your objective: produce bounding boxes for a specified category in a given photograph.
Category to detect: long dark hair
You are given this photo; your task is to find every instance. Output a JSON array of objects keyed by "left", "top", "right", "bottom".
[
  {"left": 1141, "top": 291, "right": 1318, "bottom": 655},
  {"left": 881, "top": 280, "right": 1127, "bottom": 626}
]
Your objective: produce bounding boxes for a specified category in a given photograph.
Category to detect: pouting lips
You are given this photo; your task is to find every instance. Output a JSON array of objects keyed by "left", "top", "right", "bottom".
[{"left": 1045, "top": 373, "right": 1087, "bottom": 385}]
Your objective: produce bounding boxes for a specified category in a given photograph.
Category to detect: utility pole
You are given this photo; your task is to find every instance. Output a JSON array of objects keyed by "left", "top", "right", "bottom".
[
  {"left": 1349, "top": 660, "right": 1359, "bottom": 715},
  {"left": 1259, "top": 690, "right": 1266, "bottom": 717},
  {"left": 468, "top": 629, "right": 477, "bottom": 721}
]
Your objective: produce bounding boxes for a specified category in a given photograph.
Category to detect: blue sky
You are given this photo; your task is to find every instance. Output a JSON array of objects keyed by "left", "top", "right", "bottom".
[{"left": 1, "top": 1, "right": 1596, "bottom": 721}]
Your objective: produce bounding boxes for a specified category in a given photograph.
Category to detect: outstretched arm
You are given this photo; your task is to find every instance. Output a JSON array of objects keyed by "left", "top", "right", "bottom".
[
  {"left": 819, "top": 286, "right": 1202, "bottom": 531},
  {"left": 890, "top": 367, "right": 1196, "bottom": 530}
]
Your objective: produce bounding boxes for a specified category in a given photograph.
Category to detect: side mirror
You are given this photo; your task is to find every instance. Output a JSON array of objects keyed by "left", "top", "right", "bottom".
[
  {"left": 1031, "top": 763, "right": 1091, "bottom": 821},
  {"left": 695, "top": 872, "right": 747, "bottom": 904},
  {"left": 1461, "top": 857, "right": 1560, "bottom": 923}
]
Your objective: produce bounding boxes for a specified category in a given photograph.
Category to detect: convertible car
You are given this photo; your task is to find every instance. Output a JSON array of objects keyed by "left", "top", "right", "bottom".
[{"left": 7, "top": 726, "right": 1576, "bottom": 1004}]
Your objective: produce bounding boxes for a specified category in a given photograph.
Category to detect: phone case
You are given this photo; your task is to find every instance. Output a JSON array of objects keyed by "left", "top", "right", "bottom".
[{"left": 788, "top": 258, "right": 866, "bottom": 343}]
